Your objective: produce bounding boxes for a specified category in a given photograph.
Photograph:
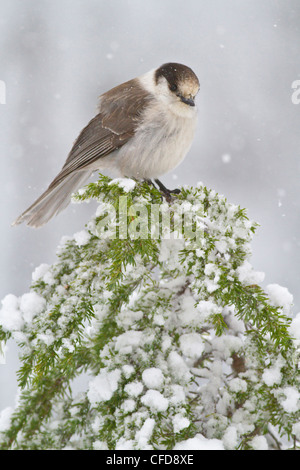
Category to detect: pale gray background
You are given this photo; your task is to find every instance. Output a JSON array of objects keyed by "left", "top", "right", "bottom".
[{"left": 1, "top": 0, "right": 300, "bottom": 409}]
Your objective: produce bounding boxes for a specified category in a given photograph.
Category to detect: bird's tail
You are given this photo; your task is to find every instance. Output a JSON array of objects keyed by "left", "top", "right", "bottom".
[{"left": 12, "top": 171, "right": 92, "bottom": 228}]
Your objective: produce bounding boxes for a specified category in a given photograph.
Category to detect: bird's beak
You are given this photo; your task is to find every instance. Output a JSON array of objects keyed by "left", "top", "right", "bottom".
[{"left": 179, "top": 94, "right": 195, "bottom": 107}]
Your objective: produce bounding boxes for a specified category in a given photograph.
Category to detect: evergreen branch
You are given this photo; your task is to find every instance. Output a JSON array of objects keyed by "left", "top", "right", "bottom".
[{"left": 0, "top": 176, "right": 298, "bottom": 450}]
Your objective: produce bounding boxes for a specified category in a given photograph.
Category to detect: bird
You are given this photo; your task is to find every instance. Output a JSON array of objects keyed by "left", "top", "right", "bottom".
[{"left": 12, "top": 62, "right": 200, "bottom": 228}]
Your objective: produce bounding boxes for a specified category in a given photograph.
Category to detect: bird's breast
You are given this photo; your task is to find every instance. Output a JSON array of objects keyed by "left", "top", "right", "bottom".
[{"left": 117, "top": 104, "right": 197, "bottom": 179}]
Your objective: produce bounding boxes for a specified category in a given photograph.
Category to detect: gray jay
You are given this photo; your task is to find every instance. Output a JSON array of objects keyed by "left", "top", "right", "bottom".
[{"left": 13, "top": 62, "right": 200, "bottom": 228}]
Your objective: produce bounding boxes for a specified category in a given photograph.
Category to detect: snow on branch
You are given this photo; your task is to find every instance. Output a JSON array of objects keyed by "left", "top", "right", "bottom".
[{"left": 0, "top": 175, "right": 299, "bottom": 450}]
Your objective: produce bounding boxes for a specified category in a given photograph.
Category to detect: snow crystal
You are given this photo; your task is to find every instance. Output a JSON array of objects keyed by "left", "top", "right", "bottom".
[
  {"left": 204, "top": 263, "right": 218, "bottom": 277},
  {"left": 87, "top": 369, "right": 121, "bottom": 404},
  {"left": 142, "top": 368, "right": 164, "bottom": 390},
  {"left": 210, "top": 359, "right": 223, "bottom": 377},
  {"left": 177, "top": 293, "right": 199, "bottom": 326},
  {"left": 216, "top": 391, "right": 233, "bottom": 416},
  {"left": 228, "top": 378, "right": 247, "bottom": 393},
  {"left": 121, "top": 399, "right": 136, "bottom": 413},
  {"left": 153, "top": 313, "right": 165, "bottom": 326},
  {"left": 213, "top": 335, "right": 243, "bottom": 358},
  {"left": 280, "top": 386, "right": 300, "bottom": 413},
  {"left": 94, "top": 201, "right": 114, "bottom": 218},
  {"left": 32, "top": 263, "right": 55, "bottom": 285},
  {"left": 114, "top": 330, "right": 143, "bottom": 354},
  {"left": 117, "top": 308, "right": 143, "bottom": 327},
  {"left": 36, "top": 331, "right": 55, "bottom": 346},
  {"left": 115, "top": 439, "right": 135, "bottom": 450},
  {"left": 223, "top": 425, "right": 238, "bottom": 449},
  {"left": 124, "top": 381, "right": 144, "bottom": 397},
  {"left": 172, "top": 414, "right": 190, "bottom": 433},
  {"left": 204, "top": 278, "right": 219, "bottom": 293},
  {"left": 265, "top": 284, "right": 293, "bottom": 315},
  {"left": 109, "top": 178, "right": 136, "bottom": 192},
  {"left": 292, "top": 422, "right": 300, "bottom": 440},
  {"left": 136, "top": 418, "right": 155, "bottom": 448},
  {"left": 56, "top": 235, "right": 73, "bottom": 255},
  {"left": 160, "top": 275, "right": 187, "bottom": 291},
  {"left": 61, "top": 338, "right": 75, "bottom": 353},
  {"left": 161, "top": 334, "right": 172, "bottom": 352},
  {"left": 234, "top": 227, "right": 249, "bottom": 240},
  {"left": 73, "top": 230, "right": 91, "bottom": 247},
  {"left": 221, "top": 153, "right": 231, "bottom": 164},
  {"left": 289, "top": 312, "right": 300, "bottom": 340},
  {"left": 173, "top": 433, "right": 224, "bottom": 450},
  {"left": 0, "top": 294, "right": 23, "bottom": 331},
  {"left": 122, "top": 364, "right": 135, "bottom": 379},
  {"left": 0, "top": 407, "right": 13, "bottom": 432},
  {"left": 231, "top": 408, "right": 255, "bottom": 433},
  {"left": 215, "top": 239, "right": 228, "bottom": 254},
  {"left": 20, "top": 292, "right": 46, "bottom": 324},
  {"left": 196, "top": 300, "right": 219, "bottom": 322},
  {"left": 179, "top": 333, "right": 205, "bottom": 359},
  {"left": 250, "top": 435, "right": 268, "bottom": 450},
  {"left": 168, "top": 351, "right": 191, "bottom": 383},
  {"left": 141, "top": 389, "right": 169, "bottom": 413},
  {"left": 91, "top": 415, "right": 102, "bottom": 433},
  {"left": 93, "top": 440, "right": 109, "bottom": 450},
  {"left": 262, "top": 367, "right": 282, "bottom": 387},
  {"left": 237, "top": 261, "right": 265, "bottom": 285},
  {"left": 169, "top": 385, "right": 186, "bottom": 405},
  {"left": 11, "top": 331, "right": 27, "bottom": 348},
  {"left": 223, "top": 308, "right": 245, "bottom": 333},
  {"left": 158, "top": 238, "right": 184, "bottom": 267}
]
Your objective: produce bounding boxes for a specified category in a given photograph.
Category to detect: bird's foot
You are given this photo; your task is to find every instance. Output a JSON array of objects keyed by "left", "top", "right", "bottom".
[
  {"left": 144, "top": 179, "right": 181, "bottom": 202},
  {"left": 154, "top": 179, "right": 180, "bottom": 202}
]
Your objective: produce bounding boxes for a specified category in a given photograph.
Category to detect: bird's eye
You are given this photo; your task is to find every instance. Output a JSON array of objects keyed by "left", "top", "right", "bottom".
[{"left": 170, "top": 84, "right": 177, "bottom": 92}]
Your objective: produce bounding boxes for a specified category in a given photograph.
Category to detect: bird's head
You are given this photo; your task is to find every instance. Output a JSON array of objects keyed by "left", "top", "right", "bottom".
[{"left": 154, "top": 62, "right": 200, "bottom": 116}]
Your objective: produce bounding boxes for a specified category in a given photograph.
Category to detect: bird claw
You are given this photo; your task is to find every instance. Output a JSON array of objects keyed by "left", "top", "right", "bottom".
[
  {"left": 143, "top": 178, "right": 181, "bottom": 202},
  {"left": 155, "top": 179, "right": 180, "bottom": 202}
]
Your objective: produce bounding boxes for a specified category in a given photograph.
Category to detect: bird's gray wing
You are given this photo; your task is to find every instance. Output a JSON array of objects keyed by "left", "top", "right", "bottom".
[{"left": 49, "top": 78, "right": 152, "bottom": 188}]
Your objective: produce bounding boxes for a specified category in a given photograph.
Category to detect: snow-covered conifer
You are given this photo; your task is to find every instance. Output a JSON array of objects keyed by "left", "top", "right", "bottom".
[{"left": 0, "top": 176, "right": 299, "bottom": 450}]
